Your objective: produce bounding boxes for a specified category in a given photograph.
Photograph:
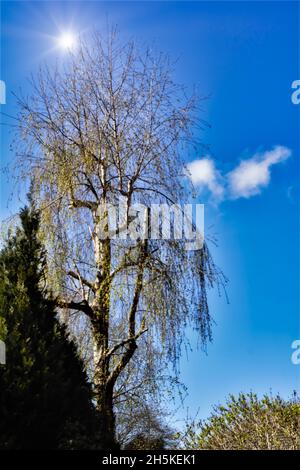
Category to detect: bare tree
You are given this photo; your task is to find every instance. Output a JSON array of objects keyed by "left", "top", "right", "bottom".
[
  {"left": 120, "top": 403, "right": 177, "bottom": 450},
  {"left": 15, "top": 29, "right": 224, "bottom": 448}
]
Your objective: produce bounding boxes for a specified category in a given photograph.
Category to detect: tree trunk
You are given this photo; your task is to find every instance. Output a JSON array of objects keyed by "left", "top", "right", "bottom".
[
  {"left": 96, "top": 381, "right": 116, "bottom": 449},
  {"left": 93, "top": 333, "right": 117, "bottom": 449},
  {"left": 91, "top": 203, "right": 118, "bottom": 448},
  {"left": 90, "top": 204, "right": 143, "bottom": 448}
]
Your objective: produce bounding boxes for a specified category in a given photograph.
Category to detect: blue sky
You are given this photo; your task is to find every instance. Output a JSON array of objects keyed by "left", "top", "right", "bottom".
[{"left": 1, "top": 1, "right": 299, "bottom": 425}]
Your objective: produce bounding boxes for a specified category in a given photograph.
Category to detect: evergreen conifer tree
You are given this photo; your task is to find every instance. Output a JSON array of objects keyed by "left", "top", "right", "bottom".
[{"left": 0, "top": 202, "right": 101, "bottom": 449}]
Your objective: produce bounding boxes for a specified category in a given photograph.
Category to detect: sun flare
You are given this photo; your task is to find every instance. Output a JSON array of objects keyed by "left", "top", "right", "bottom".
[{"left": 57, "top": 32, "right": 77, "bottom": 50}]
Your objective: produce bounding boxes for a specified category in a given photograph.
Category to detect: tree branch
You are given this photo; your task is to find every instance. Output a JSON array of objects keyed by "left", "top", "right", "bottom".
[
  {"left": 67, "top": 270, "right": 96, "bottom": 292},
  {"left": 55, "top": 296, "right": 94, "bottom": 318},
  {"left": 69, "top": 197, "right": 97, "bottom": 211},
  {"left": 107, "top": 241, "right": 148, "bottom": 387},
  {"left": 106, "top": 327, "right": 148, "bottom": 359}
]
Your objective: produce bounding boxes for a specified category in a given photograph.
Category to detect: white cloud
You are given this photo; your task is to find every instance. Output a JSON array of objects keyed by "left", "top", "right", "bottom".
[
  {"left": 186, "top": 157, "right": 224, "bottom": 199},
  {"left": 227, "top": 146, "right": 291, "bottom": 199},
  {"left": 186, "top": 146, "right": 292, "bottom": 202}
]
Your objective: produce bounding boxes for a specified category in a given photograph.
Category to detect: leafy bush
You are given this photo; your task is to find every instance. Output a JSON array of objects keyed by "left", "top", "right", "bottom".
[{"left": 181, "top": 392, "right": 300, "bottom": 450}]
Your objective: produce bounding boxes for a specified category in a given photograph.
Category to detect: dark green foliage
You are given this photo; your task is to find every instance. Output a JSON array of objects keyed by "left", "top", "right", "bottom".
[
  {"left": 181, "top": 392, "right": 300, "bottom": 450},
  {"left": 0, "top": 203, "right": 101, "bottom": 449}
]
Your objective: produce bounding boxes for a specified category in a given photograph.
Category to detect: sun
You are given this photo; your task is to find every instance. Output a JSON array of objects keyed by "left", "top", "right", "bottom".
[{"left": 57, "top": 32, "right": 77, "bottom": 51}]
